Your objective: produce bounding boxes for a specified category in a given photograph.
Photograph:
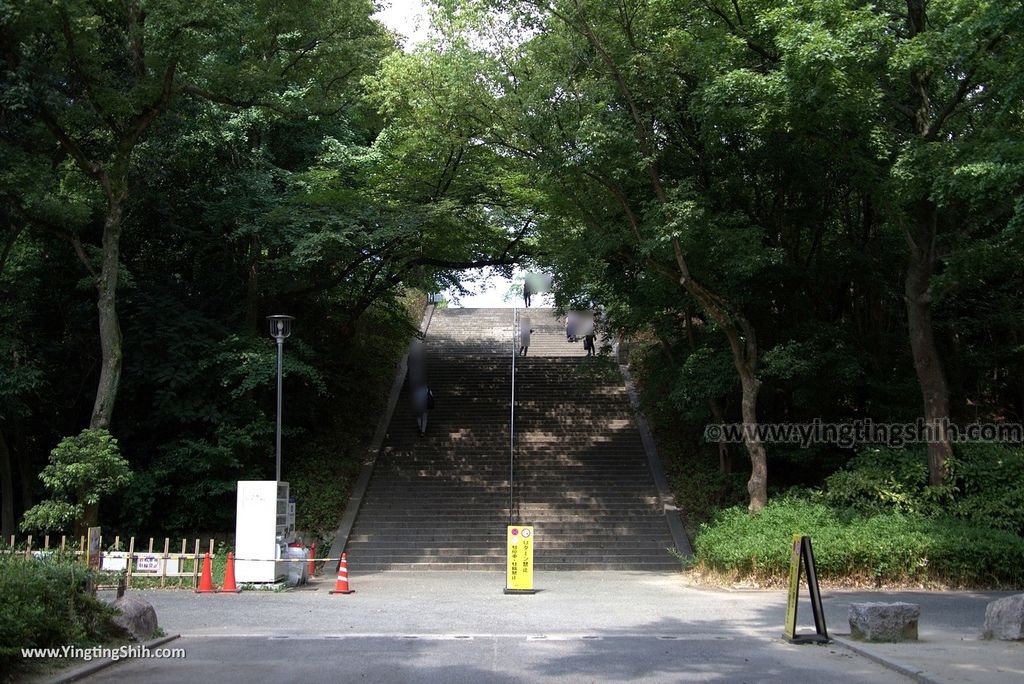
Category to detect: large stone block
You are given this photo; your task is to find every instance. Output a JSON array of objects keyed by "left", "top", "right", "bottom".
[
  {"left": 111, "top": 594, "right": 159, "bottom": 641},
  {"left": 983, "top": 594, "right": 1024, "bottom": 641},
  {"left": 848, "top": 602, "right": 920, "bottom": 642}
]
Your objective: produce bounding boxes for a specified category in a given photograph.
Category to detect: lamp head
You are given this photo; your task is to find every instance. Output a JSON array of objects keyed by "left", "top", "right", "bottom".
[{"left": 266, "top": 314, "right": 295, "bottom": 341}]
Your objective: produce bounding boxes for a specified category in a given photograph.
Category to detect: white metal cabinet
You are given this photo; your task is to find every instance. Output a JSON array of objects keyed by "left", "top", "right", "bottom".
[{"left": 235, "top": 480, "right": 290, "bottom": 582}]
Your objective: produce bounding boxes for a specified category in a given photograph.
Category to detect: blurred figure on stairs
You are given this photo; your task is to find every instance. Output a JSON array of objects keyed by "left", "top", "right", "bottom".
[
  {"left": 413, "top": 383, "right": 432, "bottom": 435},
  {"left": 519, "top": 317, "right": 533, "bottom": 356},
  {"left": 566, "top": 311, "right": 578, "bottom": 343},
  {"left": 408, "top": 339, "right": 426, "bottom": 387},
  {"left": 408, "top": 339, "right": 432, "bottom": 435}
]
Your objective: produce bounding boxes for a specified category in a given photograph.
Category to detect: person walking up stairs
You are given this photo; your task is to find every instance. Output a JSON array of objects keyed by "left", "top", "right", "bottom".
[{"left": 344, "top": 307, "right": 681, "bottom": 572}]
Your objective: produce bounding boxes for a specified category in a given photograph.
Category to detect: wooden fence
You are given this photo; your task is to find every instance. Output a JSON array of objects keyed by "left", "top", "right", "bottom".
[{"left": 3, "top": 534, "right": 218, "bottom": 589}]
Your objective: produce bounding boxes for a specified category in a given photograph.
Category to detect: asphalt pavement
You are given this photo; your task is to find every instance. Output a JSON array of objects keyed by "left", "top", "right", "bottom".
[{"left": 57, "top": 572, "right": 1022, "bottom": 684}]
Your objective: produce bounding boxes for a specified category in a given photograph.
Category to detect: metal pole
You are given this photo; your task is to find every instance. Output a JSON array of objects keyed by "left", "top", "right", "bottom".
[
  {"left": 509, "top": 307, "right": 516, "bottom": 527},
  {"left": 275, "top": 337, "right": 283, "bottom": 482}
]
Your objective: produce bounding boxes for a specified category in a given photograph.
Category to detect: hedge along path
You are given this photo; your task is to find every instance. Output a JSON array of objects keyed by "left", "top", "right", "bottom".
[{"left": 692, "top": 500, "right": 1024, "bottom": 589}]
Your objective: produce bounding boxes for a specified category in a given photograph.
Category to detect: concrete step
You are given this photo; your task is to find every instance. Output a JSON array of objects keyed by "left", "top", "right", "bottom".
[
  {"left": 345, "top": 541, "right": 676, "bottom": 552},
  {"left": 348, "top": 558, "right": 680, "bottom": 572},
  {"left": 357, "top": 498, "right": 662, "bottom": 507},
  {"left": 364, "top": 519, "right": 667, "bottom": 528},
  {"left": 350, "top": 523, "right": 672, "bottom": 533},
  {"left": 346, "top": 532, "right": 672, "bottom": 543},
  {"left": 345, "top": 307, "right": 678, "bottom": 572}
]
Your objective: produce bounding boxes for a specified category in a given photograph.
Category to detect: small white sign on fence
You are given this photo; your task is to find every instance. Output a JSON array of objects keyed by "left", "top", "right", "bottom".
[
  {"left": 99, "top": 551, "right": 179, "bottom": 574},
  {"left": 136, "top": 554, "right": 178, "bottom": 574},
  {"left": 101, "top": 551, "right": 128, "bottom": 572}
]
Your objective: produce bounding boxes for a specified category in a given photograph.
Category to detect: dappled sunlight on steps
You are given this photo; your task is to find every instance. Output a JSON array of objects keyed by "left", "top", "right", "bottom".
[{"left": 345, "top": 307, "right": 678, "bottom": 572}]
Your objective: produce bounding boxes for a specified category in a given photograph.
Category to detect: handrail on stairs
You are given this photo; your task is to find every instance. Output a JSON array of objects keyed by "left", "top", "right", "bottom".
[{"left": 509, "top": 307, "right": 517, "bottom": 528}]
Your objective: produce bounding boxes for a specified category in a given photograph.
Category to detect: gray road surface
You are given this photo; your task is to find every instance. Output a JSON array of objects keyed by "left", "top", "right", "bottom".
[
  {"left": 72, "top": 572, "right": 1020, "bottom": 684},
  {"left": 79, "top": 634, "right": 904, "bottom": 683}
]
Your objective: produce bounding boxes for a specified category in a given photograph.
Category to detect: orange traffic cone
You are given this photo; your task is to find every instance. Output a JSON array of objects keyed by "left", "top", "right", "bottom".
[
  {"left": 329, "top": 552, "right": 354, "bottom": 594},
  {"left": 220, "top": 552, "right": 241, "bottom": 593},
  {"left": 307, "top": 543, "right": 316, "bottom": 577},
  {"left": 195, "top": 552, "right": 215, "bottom": 593}
]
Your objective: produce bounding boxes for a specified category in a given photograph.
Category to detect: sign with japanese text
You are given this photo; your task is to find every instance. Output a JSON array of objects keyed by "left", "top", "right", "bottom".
[{"left": 506, "top": 525, "right": 535, "bottom": 592}]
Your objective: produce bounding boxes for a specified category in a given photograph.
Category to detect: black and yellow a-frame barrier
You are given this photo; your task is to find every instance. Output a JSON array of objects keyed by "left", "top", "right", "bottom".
[{"left": 783, "top": 534, "right": 830, "bottom": 644}]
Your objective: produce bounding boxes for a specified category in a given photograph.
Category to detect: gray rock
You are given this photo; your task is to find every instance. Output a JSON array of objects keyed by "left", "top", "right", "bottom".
[
  {"left": 849, "top": 602, "right": 920, "bottom": 642},
  {"left": 982, "top": 594, "right": 1024, "bottom": 641},
  {"left": 111, "top": 594, "right": 159, "bottom": 641}
]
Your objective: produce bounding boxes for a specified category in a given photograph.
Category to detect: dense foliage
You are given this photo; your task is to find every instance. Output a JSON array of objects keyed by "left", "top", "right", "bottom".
[
  {"left": 695, "top": 499, "right": 1024, "bottom": 587},
  {"left": 0, "top": 2, "right": 526, "bottom": 538},
  {"left": 820, "top": 445, "right": 1024, "bottom": 535},
  {"left": 20, "top": 429, "right": 131, "bottom": 535},
  {"left": 0, "top": 555, "right": 118, "bottom": 677},
  {"left": 2, "top": 0, "right": 1022, "bottom": 571},
  {"left": 693, "top": 445, "right": 1024, "bottom": 585},
  {"left": 413, "top": 0, "right": 1024, "bottom": 511}
]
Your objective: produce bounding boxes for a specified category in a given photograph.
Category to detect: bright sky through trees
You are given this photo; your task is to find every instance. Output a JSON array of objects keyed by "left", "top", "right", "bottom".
[
  {"left": 374, "top": 0, "right": 431, "bottom": 48},
  {"left": 372, "top": 1, "right": 531, "bottom": 308}
]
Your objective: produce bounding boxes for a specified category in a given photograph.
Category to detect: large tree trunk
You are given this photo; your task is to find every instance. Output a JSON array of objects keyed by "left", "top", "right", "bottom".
[
  {"left": 568, "top": 0, "right": 768, "bottom": 509},
  {"left": 674, "top": 245, "right": 768, "bottom": 511},
  {"left": 902, "top": 0, "right": 954, "bottom": 486},
  {"left": 905, "top": 200, "right": 953, "bottom": 485},
  {"left": 15, "top": 422, "right": 34, "bottom": 512},
  {"left": 89, "top": 190, "right": 127, "bottom": 430},
  {"left": 74, "top": 481, "right": 99, "bottom": 539},
  {"left": 77, "top": 498, "right": 99, "bottom": 539},
  {"left": 0, "top": 429, "right": 14, "bottom": 539},
  {"left": 739, "top": 372, "right": 767, "bottom": 510}
]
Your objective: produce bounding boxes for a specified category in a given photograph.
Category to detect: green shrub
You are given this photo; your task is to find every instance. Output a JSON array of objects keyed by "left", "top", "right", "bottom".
[
  {"left": 21, "top": 429, "right": 133, "bottom": 534},
  {"left": 948, "top": 444, "right": 1024, "bottom": 534},
  {"left": 820, "top": 445, "right": 1024, "bottom": 534},
  {"left": 0, "top": 554, "right": 118, "bottom": 677},
  {"left": 819, "top": 447, "right": 952, "bottom": 515},
  {"left": 668, "top": 453, "right": 748, "bottom": 534},
  {"left": 694, "top": 498, "right": 1024, "bottom": 586},
  {"left": 288, "top": 441, "right": 362, "bottom": 545}
]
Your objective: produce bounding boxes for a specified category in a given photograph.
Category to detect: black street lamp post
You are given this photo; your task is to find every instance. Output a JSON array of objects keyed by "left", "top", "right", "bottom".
[{"left": 267, "top": 315, "right": 294, "bottom": 482}]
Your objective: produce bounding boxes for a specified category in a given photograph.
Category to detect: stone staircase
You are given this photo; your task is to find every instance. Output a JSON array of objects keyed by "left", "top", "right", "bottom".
[{"left": 344, "top": 307, "right": 681, "bottom": 571}]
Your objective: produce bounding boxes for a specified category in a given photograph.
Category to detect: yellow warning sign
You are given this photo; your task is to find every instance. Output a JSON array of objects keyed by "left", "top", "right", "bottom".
[{"left": 505, "top": 525, "right": 535, "bottom": 593}]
